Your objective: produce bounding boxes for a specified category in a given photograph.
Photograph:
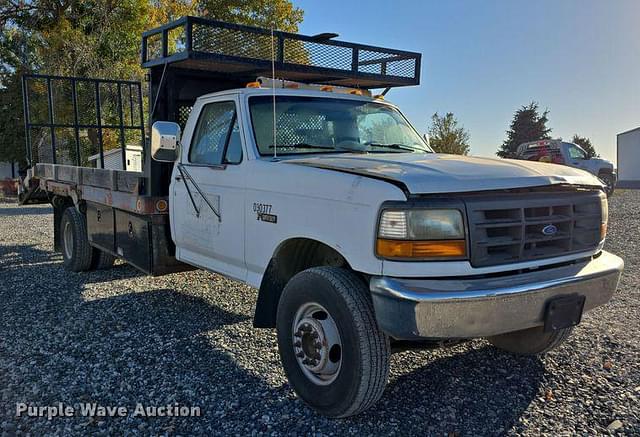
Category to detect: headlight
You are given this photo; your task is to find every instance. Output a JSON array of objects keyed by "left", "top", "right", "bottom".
[
  {"left": 377, "top": 209, "right": 466, "bottom": 259},
  {"left": 600, "top": 193, "right": 608, "bottom": 241}
]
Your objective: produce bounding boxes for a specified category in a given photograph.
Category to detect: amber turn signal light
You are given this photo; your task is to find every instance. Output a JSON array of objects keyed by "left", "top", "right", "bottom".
[{"left": 376, "top": 239, "right": 466, "bottom": 259}]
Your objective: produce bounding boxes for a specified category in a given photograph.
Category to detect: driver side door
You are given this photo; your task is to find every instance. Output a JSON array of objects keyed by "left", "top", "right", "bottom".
[{"left": 171, "top": 97, "right": 247, "bottom": 281}]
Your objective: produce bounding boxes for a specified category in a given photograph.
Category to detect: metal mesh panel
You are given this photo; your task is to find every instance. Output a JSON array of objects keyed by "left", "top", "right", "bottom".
[
  {"left": 177, "top": 105, "right": 193, "bottom": 129},
  {"left": 284, "top": 40, "right": 350, "bottom": 69},
  {"left": 53, "top": 128, "right": 76, "bottom": 165},
  {"left": 142, "top": 17, "right": 421, "bottom": 88},
  {"left": 358, "top": 49, "right": 416, "bottom": 78},
  {"left": 275, "top": 112, "right": 327, "bottom": 149},
  {"left": 146, "top": 33, "right": 163, "bottom": 61},
  {"left": 190, "top": 102, "right": 235, "bottom": 164},
  {"left": 192, "top": 24, "right": 274, "bottom": 61}
]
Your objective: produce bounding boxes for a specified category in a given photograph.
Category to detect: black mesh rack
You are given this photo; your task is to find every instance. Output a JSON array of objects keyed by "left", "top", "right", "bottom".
[{"left": 141, "top": 16, "right": 421, "bottom": 89}]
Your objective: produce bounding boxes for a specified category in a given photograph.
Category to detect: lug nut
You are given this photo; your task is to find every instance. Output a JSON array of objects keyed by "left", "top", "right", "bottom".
[
  {"left": 294, "top": 341, "right": 301, "bottom": 347},
  {"left": 314, "top": 341, "right": 322, "bottom": 349},
  {"left": 312, "top": 332, "right": 319, "bottom": 339}
]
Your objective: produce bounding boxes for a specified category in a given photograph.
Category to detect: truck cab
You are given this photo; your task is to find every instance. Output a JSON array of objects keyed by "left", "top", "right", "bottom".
[
  {"left": 516, "top": 140, "right": 617, "bottom": 195},
  {"left": 20, "top": 16, "right": 623, "bottom": 418}
]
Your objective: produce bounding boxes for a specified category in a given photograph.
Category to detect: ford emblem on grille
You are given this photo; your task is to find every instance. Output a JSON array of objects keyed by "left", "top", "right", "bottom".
[{"left": 542, "top": 224, "right": 558, "bottom": 236}]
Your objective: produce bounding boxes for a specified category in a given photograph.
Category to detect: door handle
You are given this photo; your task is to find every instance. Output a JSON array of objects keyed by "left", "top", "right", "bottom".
[{"left": 175, "top": 175, "right": 183, "bottom": 181}]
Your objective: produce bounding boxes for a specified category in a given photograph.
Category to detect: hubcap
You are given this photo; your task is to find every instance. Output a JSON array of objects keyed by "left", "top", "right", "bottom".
[
  {"left": 63, "top": 221, "right": 74, "bottom": 259},
  {"left": 292, "top": 302, "right": 342, "bottom": 385}
]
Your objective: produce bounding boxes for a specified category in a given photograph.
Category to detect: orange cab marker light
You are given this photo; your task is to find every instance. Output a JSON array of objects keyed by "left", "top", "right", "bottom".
[
  {"left": 285, "top": 83, "right": 300, "bottom": 89},
  {"left": 320, "top": 85, "right": 334, "bottom": 92},
  {"left": 373, "top": 94, "right": 384, "bottom": 100},
  {"left": 376, "top": 239, "right": 466, "bottom": 258},
  {"left": 246, "top": 81, "right": 261, "bottom": 88},
  {"left": 349, "top": 89, "right": 363, "bottom": 95},
  {"left": 156, "top": 199, "right": 168, "bottom": 212}
]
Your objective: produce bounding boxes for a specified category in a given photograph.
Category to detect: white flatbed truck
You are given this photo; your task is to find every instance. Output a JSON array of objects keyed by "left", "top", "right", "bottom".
[{"left": 19, "top": 17, "right": 623, "bottom": 417}]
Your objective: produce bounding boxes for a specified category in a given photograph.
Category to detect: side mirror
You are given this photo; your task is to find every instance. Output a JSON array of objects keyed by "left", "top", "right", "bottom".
[{"left": 151, "top": 121, "right": 181, "bottom": 162}]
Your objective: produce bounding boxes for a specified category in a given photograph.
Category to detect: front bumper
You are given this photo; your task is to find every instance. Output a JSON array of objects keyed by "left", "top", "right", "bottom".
[{"left": 369, "top": 251, "right": 623, "bottom": 340}]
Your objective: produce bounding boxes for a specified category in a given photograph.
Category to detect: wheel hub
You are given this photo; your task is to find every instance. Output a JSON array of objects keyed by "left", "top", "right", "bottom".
[
  {"left": 63, "top": 221, "right": 74, "bottom": 259},
  {"left": 292, "top": 303, "right": 342, "bottom": 385}
]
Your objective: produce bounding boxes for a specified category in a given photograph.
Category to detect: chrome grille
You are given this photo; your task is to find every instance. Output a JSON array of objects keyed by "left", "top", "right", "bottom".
[{"left": 466, "top": 191, "right": 603, "bottom": 267}]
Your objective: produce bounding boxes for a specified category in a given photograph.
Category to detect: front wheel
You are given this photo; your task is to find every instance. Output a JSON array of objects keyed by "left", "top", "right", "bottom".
[
  {"left": 487, "top": 326, "right": 573, "bottom": 355},
  {"left": 276, "top": 267, "right": 390, "bottom": 418}
]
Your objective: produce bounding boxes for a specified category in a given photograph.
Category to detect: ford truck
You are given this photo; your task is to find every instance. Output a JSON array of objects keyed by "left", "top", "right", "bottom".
[{"left": 18, "top": 17, "right": 623, "bottom": 417}]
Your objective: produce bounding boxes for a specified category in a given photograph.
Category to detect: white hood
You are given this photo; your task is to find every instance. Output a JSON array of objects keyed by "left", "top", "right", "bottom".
[{"left": 287, "top": 153, "right": 604, "bottom": 194}]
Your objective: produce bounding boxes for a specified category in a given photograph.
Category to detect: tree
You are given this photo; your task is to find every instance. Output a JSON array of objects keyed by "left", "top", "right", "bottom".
[
  {"left": 497, "top": 102, "right": 551, "bottom": 158},
  {"left": 0, "top": 0, "right": 304, "bottom": 164},
  {"left": 571, "top": 134, "right": 599, "bottom": 158},
  {"left": 427, "top": 112, "right": 470, "bottom": 155}
]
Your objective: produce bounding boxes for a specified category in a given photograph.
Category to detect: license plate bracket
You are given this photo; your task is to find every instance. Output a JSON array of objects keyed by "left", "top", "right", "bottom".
[{"left": 544, "top": 294, "right": 586, "bottom": 332}]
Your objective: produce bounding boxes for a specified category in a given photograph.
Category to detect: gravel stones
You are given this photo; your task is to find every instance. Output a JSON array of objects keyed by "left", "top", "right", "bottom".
[{"left": 1, "top": 190, "right": 639, "bottom": 435}]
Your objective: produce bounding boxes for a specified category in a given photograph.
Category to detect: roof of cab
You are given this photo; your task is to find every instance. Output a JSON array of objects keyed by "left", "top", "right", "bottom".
[{"left": 196, "top": 87, "right": 392, "bottom": 105}]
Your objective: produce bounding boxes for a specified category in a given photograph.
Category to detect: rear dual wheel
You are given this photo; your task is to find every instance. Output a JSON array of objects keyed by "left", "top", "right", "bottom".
[
  {"left": 60, "top": 207, "right": 115, "bottom": 272},
  {"left": 276, "top": 267, "right": 390, "bottom": 418}
]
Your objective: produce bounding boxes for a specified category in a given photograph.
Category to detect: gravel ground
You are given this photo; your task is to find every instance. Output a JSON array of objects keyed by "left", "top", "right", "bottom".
[{"left": 1, "top": 190, "right": 639, "bottom": 436}]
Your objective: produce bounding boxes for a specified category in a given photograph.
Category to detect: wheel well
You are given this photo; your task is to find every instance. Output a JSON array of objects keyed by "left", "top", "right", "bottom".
[{"left": 253, "top": 238, "right": 350, "bottom": 328}]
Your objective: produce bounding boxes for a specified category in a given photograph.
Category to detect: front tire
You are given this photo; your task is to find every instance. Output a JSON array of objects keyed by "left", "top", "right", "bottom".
[
  {"left": 276, "top": 267, "right": 390, "bottom": 418},
  {"left": 487, "top": 326, "right": 573, "bottom": 355}
]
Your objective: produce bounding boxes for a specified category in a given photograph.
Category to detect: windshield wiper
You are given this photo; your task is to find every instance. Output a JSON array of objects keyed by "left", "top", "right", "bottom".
[{"left": 365, "top": 143, "right": 419, "bottom": 152}]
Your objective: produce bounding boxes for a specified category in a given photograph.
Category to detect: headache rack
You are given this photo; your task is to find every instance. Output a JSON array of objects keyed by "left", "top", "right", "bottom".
[
  {"left": 21, "top": 17, "right": 423, "bottom": 200},
  {"left": 142, "top": 16, "right": 421, "bottom": 89}
]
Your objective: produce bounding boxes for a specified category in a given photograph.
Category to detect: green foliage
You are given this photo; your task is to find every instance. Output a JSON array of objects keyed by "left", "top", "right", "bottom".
[
  {"left": 571, "top": 134, "right": 599, "bottom": 158},
  {"left": 427, "top": 112, "right": 470, "bottom": 155},
  {"left": 0, "top": 0, "right": 304, "bottom": 163},
  {"left": 0, "top": 70, "right": 26, "bottom": 166},
  {"left": 198, "top": 0, "right": 303, "bottom": 32},
  {"left": 497, "top": 102, "right": 551, "bottom": 158}
]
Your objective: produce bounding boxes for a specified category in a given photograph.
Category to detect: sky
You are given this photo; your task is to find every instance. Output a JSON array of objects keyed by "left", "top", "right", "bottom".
[{"left": 295, "top": 0, "right": 640, "bottom": 163}]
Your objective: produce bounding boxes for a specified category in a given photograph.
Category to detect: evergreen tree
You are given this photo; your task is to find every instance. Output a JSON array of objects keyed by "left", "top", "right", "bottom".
[
  {"left": 497, "top": 102, "right": 551, "bottom": 158},
  {"left": 571, "top": 134, "right": 599, "bottom": 158},
  {"left": 428, "top": 112, "right": 471, "bottom": 155}
]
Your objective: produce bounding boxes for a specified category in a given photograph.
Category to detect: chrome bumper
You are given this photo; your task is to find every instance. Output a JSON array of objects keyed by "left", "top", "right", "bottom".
[{"left": 369, "top": 251, "right": 623, "bottom": 340}]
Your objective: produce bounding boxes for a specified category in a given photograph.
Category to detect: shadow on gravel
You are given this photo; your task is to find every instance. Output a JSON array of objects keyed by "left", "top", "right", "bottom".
[
  {"left": 364, "top": 347, "right": 544, "bottom": 435},
  {"left": 1, "top": 244, "right": 276, "bottom": 435},
  {"left": 1, "top": 241, "right": 544, "bottom": 436}
]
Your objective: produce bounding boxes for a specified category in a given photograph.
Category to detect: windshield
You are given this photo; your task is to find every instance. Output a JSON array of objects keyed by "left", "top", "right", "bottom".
[{"left": 249, "top": 96, "right": 432, "bottom": 156}]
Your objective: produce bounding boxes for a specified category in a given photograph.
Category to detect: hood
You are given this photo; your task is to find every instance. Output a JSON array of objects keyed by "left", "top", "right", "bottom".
[
  {"left": 591, "top": 158, "right": 615, "bottom": 171},
  {"left": 285, "top": 153, "right": 604, "bottom": 194}
]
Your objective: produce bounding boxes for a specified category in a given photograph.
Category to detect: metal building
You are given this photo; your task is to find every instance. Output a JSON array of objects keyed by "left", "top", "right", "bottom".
[{"left": 617, "top": 127, "right": 640, "bottom": 188}]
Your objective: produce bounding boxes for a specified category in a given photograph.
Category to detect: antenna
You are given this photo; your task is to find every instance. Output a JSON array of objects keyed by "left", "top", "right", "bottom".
[{"left": 270, "top": 26, "right": 278, "bottom": 161}]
